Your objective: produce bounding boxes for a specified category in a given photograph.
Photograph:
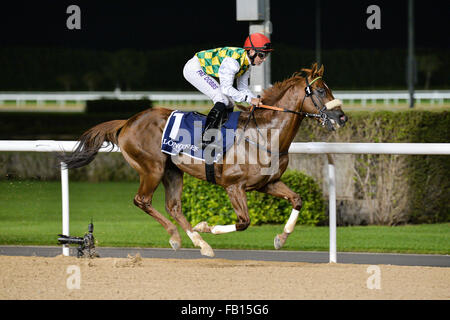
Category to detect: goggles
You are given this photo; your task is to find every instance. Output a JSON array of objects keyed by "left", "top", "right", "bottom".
[{"left": 257, "top": 51, "right": 270, "bottom": 59}]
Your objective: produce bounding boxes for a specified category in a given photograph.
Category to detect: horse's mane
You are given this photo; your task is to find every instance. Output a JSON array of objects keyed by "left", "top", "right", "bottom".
[
  {"left": 261, "top": 73, "right": 304, "bottom": 106},
  {"left": 261, "top": 63, "right": 324, "bottom": 106}
]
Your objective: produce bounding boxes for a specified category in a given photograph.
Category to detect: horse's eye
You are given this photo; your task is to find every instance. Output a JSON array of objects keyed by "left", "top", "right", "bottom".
[{"left": 317, "top": 88, "right": 326, "bottom": 96}]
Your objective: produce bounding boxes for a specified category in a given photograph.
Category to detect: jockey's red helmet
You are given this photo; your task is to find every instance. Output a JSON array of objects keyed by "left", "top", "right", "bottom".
[{"left": 243, "top": 33, "right": 273, "bottom": 52}]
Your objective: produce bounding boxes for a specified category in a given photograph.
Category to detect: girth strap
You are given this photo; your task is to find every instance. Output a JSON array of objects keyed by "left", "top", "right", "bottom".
[{"left": 205, "top": 162, "right": 216, "bottom": 184}]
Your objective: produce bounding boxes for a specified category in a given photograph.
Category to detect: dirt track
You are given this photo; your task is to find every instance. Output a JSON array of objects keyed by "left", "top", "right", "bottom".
[{"left": 0, "top": 255, "right": 448, "bottom": 300}]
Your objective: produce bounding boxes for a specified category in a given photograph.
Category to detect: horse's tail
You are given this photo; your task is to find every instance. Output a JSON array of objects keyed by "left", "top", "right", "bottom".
[{"left": 58, "top": 120, "right": 127, "bottom": 169}]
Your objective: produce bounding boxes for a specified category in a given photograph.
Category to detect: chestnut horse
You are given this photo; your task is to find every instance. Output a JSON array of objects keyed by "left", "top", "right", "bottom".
[{"left": 60, "top": 63, "right": 347, "bottom": 257}]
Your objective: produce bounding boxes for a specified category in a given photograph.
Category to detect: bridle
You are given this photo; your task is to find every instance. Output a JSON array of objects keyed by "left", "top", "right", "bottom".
[
  {"left": 239, "top": 74, "right": 335, "bottom": 155},
  {"left": 253, "top": 74, "right": 333, "bottom": 129}
]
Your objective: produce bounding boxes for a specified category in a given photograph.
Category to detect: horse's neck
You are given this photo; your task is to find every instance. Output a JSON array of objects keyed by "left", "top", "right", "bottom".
[{"left": 255, "top": 88, "right": 303, "bottom": 152}]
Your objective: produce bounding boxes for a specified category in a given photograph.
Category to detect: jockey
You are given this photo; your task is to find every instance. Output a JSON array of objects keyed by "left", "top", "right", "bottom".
[{"left": 183, "top": 33, "right": 273, "bottom": 143}]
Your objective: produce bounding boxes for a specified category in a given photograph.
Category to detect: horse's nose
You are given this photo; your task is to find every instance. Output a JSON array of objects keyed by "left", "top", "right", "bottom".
[{"left": 339, "top": 115, "right": 348, "bottom": 126}]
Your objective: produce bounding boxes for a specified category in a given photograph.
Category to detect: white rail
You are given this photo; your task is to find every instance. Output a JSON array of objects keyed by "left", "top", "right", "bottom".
[
  {"left": 0, "top": 90, "right": 449, "bottom": 106},
  {"left": 0, "top": 140, "right": 117, "bottom": 256},
  {"left": 289, "top": 142, "right": 450, "bottom": 263},
  {"left": 288, "top": 142, "right": 450, "bottom": 155},
  {"left": 334, "top": 90, "right": 450, "bottom": 105},
  {"left": 1, "top": 140, "right": 449, "bottom": 261}
]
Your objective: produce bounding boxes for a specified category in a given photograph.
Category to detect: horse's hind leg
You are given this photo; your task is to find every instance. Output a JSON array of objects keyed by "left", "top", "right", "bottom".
[
  {"left": 134, "top": 172, "right": 182, "bottom": 251},
  {"left": 162, "top": 163, "right": 214, "bottom": 257},
  {"left": 194, "top": 183, "right": 249, "bottom": 235}
]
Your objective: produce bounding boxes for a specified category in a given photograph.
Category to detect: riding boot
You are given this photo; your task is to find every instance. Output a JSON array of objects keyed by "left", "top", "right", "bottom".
[{"left": 202, "top": 102, "right": 226, "bottom": 147}]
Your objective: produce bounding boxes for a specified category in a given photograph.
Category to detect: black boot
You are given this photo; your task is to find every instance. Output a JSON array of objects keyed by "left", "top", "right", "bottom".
[{"left": 202, "top": 102, "right": 226, "bottom": 147}]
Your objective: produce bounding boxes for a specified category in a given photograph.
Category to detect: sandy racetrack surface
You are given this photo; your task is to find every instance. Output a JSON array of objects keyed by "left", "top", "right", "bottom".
[{"left": 0, "top": 255, "right": 448, "bottom": 300}]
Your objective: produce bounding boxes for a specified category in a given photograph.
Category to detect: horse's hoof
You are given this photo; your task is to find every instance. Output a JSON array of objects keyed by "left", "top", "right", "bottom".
[
  {"left": 169, "top": 239, "right": 181, "bottom": 251},
  {"left": 274, "top": 235, "right": 283, "bottom": 250},
  {"left": 200, "top": 244, "right": 215, "bottom": 257},
  {"left": 193, "top": 221, "right": 211, "bottom": 233}
]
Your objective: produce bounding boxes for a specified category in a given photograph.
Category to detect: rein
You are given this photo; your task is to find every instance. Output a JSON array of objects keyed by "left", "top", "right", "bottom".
[
  {"left": 239, "top": 75, "right": 333, "bottom": 156},
  {"left": 255, "top": 76, "right": 328, "bottom": 120}
]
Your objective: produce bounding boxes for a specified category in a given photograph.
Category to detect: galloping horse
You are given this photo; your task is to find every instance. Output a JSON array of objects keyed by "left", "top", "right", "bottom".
[{"left": 60, "top": 63, "right": 347, "bottom": 257}]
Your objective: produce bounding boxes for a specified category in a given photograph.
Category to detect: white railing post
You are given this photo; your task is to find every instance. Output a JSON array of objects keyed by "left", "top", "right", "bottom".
[
  {"left": 327, "top": 154, "right": 337, "bottom": 263},
  {"left": 60, "top": 162, "right": 70, "bottom": 256}
]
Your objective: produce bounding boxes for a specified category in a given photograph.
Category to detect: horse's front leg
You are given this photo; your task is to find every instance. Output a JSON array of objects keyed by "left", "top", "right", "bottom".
[
  {"left": 257, "top": 180, "right": 302, "bottom": 249},
  {"left": 194, "top": 183, "right": 249, "bottom": 235}
]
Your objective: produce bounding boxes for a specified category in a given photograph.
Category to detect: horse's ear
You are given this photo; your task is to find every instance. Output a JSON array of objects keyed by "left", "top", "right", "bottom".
[
  {"left": 317, "top": 64, "right": 324, "bottom": 76},
  {"left": 310, "top": 63, "right": 318, "bottom": 75}
]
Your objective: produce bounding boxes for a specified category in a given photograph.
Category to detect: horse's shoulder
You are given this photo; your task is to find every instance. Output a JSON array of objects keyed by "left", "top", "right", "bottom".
[{"left": 153, "top": 107, "right": 176, "bottom": 117}]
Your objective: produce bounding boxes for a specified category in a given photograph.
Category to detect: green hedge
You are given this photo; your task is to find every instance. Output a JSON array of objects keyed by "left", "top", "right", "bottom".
[
  {"left": 85, "top": 98, "right": 152, "bottom": 116},
  {"left": 295, "top": 110, "right": 450, "bottom": 224},
  {"left": 1, "top": 109, "right": 448, "bottom": 224},
  {"left": 0, "top": 109, "right": 149, "bottom": 140},
  {"left": 0, "top": 112, "right": 127, "bottom": 140},
  {"left": 181, "top": 170, "right": 326, "bottom": 227}
]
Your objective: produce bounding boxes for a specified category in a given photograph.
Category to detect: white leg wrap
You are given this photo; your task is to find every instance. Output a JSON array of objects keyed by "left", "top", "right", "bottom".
[
  {"left": 211, "top": 224, "right": 237, "bottom": 234},
  {"left": 186, "top": 230, "right": 202, "bottom": 246},
  {"left": 187, "top": 230, "right": 215, "bottom": 257},
  {"left": 284, "top": 209, "right": 300, "bottom": 234}
]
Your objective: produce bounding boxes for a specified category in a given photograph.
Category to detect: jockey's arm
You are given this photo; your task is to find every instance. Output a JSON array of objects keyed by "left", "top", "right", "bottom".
[
  {"left": 236, "top": 70, "right": 256, "bottom": 102},
  {"left": 218, "top": 58, "right": 255, "bottom": 104}
]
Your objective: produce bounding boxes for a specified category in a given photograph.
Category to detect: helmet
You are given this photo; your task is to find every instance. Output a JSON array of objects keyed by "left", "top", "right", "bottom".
[{"left": 243, "top": 33, "right": 273, "bottom": 52}]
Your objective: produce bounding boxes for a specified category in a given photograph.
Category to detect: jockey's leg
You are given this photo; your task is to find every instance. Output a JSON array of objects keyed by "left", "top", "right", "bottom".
[
  {"left": 182, "top": 56, "right": 229, "bottom": 146},
  {"left": 203, "top": 101, "right": 227, "bottom": 135},
  {"left": 183, "top": 55, "right": 224, "bottom": 104}
]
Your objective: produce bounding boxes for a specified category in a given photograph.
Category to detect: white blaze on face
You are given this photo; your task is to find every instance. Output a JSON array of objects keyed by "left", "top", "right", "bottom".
[{"left": 325, "top": 99, "right": 343, "bottom": 110}]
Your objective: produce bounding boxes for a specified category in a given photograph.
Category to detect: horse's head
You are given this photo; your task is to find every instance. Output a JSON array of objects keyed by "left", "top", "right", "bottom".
[{"left": 297, "top": 63, "right": 348, "bottom": 131}]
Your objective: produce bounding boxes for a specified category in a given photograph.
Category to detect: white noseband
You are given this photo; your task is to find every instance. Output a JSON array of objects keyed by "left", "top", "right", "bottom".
[{"left": 325, "top": 99, "right": 343, "bottom": 110}]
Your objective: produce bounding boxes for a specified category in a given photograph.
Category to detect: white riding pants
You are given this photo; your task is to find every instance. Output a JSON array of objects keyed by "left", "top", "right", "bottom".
[{"left": 183, "top": 56, "right": 234, "bottom": 108}]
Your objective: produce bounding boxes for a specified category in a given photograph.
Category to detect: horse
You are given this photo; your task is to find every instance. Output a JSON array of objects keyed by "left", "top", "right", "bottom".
[{"left": 59, "top": 63, "right": 347, "bottom": 257}]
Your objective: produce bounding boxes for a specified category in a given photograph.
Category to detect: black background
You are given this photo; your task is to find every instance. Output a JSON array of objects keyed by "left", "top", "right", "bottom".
[{"left": 1, "top": 0, "right": 448, "bottom": 50}]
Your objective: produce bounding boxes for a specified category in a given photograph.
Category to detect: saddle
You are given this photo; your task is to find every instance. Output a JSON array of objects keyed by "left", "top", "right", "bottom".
[{"left": 161, "top": 110, "right": 241, "bottom": 184}]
